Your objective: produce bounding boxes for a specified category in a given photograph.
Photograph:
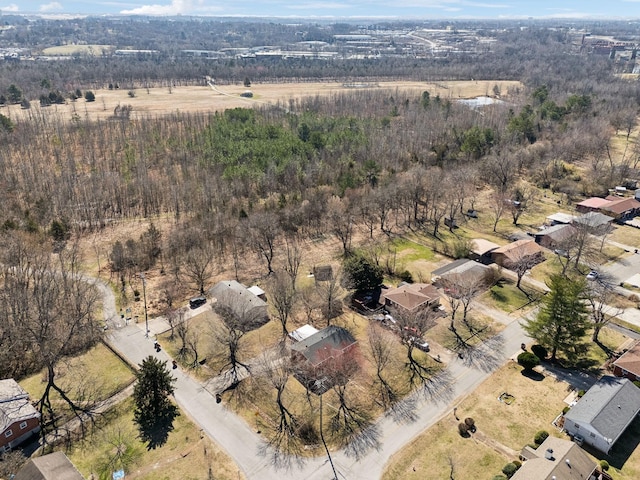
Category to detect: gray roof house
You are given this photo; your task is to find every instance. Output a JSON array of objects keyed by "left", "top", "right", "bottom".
[
  {"left": 14, "top": 451, "right": 85, "bottom": 480},
  {"left": 514, "top": 436, "right": 597, "bottom": 480},
  {"left": 208, "top": 280, "right": 269, "bottom": 330},
  {"left": 563, "top": 376, "right": 640, "bottom": 454}
]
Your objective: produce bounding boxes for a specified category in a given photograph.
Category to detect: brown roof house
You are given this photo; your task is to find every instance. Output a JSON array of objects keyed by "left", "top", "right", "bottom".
[
  {"left": 381, "top": 282, "right": 440, "bottom": 314},
  {"left": 469, "top": 238, "right": 501, "bottom": 263},
  {"left": 600, "top": 197, "right": 640, "bottom": 221},
  {"left": 514, "top": 436, "right": 598, "bottom": 480},
  {"left": 534, "top": 224, "right": 577, "bottom": 250},
  {"left": 576, "top": 197, "right": 612, "bottom": 213},
  {"left": 14, "top": 451, "right": 85, "bottom": 480},
  {"left": 490, "top": 239, "right": 544, "bottom": 269},
  {"left": 612, "top": 341, "right": 640, "bottom": 381},
  {"left": 563, "top": 376, "right": 640, "bottom": 454},
  {"left": 209, "top": 280, "right": 269, "bottom": 330},
  {"left": 291, "top": 325, "right": 358, "bottom": 395},
  {"left": 0, "top": 378, "right": 41, "bottom": 452}
]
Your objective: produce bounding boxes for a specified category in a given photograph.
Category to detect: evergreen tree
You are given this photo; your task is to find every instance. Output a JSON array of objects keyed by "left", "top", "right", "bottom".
[
  {"left": 133, "top": 356, "right": 178, "bottom": 449},
  {"left": 524, "top": 275, "right": 589, "bottom": 363}
]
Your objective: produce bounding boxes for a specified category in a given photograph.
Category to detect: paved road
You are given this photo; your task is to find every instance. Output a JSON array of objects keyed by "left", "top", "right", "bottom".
[{"left": 92, "top": 274, "right": 531, "bottom": 480}]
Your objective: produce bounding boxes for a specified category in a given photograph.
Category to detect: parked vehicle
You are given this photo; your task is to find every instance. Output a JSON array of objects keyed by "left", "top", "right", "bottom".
[
  {"left": 586, "top": 271, "right": 599, "bottom": 281},
  {"left": 189, "top": 296, "right": 207, "bottom": 309},
  {"left": 410, "top": 336, "right": 430, "bottom": 352}
]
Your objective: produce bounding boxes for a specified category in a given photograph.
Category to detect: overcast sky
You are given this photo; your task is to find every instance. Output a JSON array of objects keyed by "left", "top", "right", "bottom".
[{"left": 5, "top": 0, "right": 640, "bottom": 19}]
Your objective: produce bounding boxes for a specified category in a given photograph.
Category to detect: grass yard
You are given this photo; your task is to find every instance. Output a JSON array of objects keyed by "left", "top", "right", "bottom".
[
  {"left": 428, "top": 312, "right": 503, "bottom": 351},
  {"left": 66, "top": 398, "right": 244, "bottom": 480},
  {"left": 41, "top": 44, "right": 114, "bottom": 56},
  {"left": 480, "top": 278, "right": 543, "bottom": 314},
  {"left": 609, "top": 224, "right": 640, "bottom": 248},
  {"left": 19, "top": 343, "right": 134, "bottom": 409}
]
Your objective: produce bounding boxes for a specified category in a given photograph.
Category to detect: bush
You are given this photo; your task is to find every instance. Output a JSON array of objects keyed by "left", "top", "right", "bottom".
[
  {"left": 577, "top": 389, "right": 585, "bottom": 397},
  {"left": 492, "top": 476, "right": 507, "bottom": 480},
  {"left": 502, "top": 462, "right": 518, "bottom": 478},
  {"left": 534, "top": 430, "right": 549, "bottom": 446},
  {"left": 531, "top": 344, "right": 547, "bottom": 360},
  {"left": 464, "top": 417, "right": 476, "bottom": 432},
  {"left": 600, "top": 460, "right": 609, "bottom": 471},
  {"left": 513, "top": 460, "right": 521, "bottom": 469},
  {"left": 517, "top": 351, "right": 540, "bottom": 371},
  {"left": 562, "top": 406, "right": 570, "bottom": 414},
  {"left": 397, "top": 270, "right": 413, "bottom": 283},
  {"left": 84, "top": 90, "right": 95, "bottom": 102},
  {"left": 458, "top": 422, "right": 469, "bottom": 437}
]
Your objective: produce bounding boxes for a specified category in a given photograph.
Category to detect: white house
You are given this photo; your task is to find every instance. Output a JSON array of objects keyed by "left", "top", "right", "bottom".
[{"left": 563, "top": 376, "right": 640, "bottom": 454}]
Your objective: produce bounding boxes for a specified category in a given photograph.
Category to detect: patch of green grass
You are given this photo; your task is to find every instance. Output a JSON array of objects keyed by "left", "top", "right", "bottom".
[
  {"left": 390, "top": 237, "right": 436, "bottom": 262},
  {"left": 19, "top": 343, "right": 134, "bottom": 405},
  {"left": 481, "top": 279, "right": 541, "bottom": 313}
]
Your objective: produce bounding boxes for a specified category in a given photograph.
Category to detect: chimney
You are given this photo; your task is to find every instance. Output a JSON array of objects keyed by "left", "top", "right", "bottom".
[{"left": 544, "top": 448, "right": 554, "bottom": 460}]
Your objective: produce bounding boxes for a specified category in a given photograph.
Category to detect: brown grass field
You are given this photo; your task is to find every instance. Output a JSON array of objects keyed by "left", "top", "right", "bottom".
[{"left": 1, "top": 79, "right": 521, "bottom": 125}]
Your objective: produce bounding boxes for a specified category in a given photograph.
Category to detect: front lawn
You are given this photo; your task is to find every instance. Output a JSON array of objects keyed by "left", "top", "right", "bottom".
[{"left": 481, "top": 278, "right": 542, "bottom": 313}]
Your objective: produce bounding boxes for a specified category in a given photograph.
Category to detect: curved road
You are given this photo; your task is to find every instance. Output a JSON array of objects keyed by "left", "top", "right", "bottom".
[{"left": 93, "top": 275, "right": 528, "bottom": 480}]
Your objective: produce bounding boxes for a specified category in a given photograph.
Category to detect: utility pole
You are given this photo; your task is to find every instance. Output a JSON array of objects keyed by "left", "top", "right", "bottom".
[{"left": 140, "top": 273, "right": 149, "bottom": 338}]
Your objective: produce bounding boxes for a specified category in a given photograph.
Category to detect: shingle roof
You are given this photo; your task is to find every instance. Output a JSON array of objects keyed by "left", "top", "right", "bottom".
[
  {"left": 470, "top": 238, "right": 501, "bottom": 256},
  {"left": 600, "top": 197, "right": 640, "bottom": 215},
  {"left": 491, "top": 239, "right": 543, "bottom": 263},
  {"left": 208, "top": 280, "right": 267, "bottom": 323},
  {"left": 576, "top": 197, "right": 611, "bottom": 209},
  {"left": 564, "top": 376, "right": 640, "bottom": 445},
  {"left": 14, "top": 452, "right": 85, "bottom": 480},
  {"left": 382, "top": 283, "right": 440, "bottom": 311},
  {"left": 512, "top": 436, "right": 596, "bottom": 480},
  {"left": 613, "top": 341, "right": 640, "bottom": 378},
  {"left": 534, "top": 224, "right": 576, "bottom": 243},
  {"left": 290, "top": 325, "right": 356, "bottom": 367},
  {"left": 0, "top": 378, "right": 40, "bottom": 433},
  {"left": 572, "top": 211, "right": 614, "bottom": 228}
]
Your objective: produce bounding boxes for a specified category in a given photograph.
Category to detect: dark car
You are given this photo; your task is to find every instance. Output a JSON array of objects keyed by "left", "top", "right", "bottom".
[{"left": 189, "top": 296, "right": 207, "bottom": 309}]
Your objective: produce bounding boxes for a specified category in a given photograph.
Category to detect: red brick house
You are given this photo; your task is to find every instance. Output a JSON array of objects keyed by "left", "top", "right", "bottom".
[
  {"left": 0, "top": 379, "right": 41, "bottom": 452},
  {"left": 291, "top": 326, "right": 358, "bottom": 394},
  {"left": 612, "top": 341, "right": 640, "bottom": 381}
]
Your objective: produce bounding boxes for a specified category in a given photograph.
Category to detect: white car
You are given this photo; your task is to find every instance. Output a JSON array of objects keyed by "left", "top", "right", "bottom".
[
  {"left": 586, "top": 271, "right": 599, "bottom": 281},
  {"left": 410, "top": 337, "right": 430, "bottom": 352}
]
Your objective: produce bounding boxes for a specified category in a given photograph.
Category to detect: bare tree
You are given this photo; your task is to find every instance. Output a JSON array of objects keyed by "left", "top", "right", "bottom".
[
  {"left": 394, "top": 308, "right": 438, "bottom": 386},
  {"left": 327, "top": 196, "right": 354, "bottom": 256},
  {"left": 316, "top": 269, "right": 345, "bottom": 325},
  {"left": 181, "top": 241, "right": 216, "bottom": 295},
  {"left": 367, "top": 324, "right": 400, "bottom": 408},
  {"left": 267, "top": 271, "right": 297, "bottom": 338},
  {"left": 586, "top": 280, "right": 622, "bottom": 348},
  {"left": 283, "top": 236, "right": 303, "bottom": 290},
  {"left": 489, "top": 192, "right": 508, "bottom": 233},
  {"left": 248, "top": 212, "right": 280, "bottom": 276}
]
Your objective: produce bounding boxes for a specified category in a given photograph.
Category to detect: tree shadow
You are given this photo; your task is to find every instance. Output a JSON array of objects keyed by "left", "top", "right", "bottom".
[
  {"left": 598, "top": 416, "right": 640, "bottom": 470},
  {"left": 520, "top": 369, "right": 544, "bottom": 381},
  {"left": 458, "top": 333, "right": 505, "bottom": 373},
  {"left": 137, "top": 404, "right": 180, "bottom": 450}
]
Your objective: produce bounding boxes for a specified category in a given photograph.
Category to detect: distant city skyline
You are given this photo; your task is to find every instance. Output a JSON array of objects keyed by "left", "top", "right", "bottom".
[{"left": 5, "top": 1, "right": 640, "bottom": 20}]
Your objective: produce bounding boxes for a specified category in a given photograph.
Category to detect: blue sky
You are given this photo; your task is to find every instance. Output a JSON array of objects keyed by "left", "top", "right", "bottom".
[{"left": 5, "top": 0, "right": 640, "bottom": 19}]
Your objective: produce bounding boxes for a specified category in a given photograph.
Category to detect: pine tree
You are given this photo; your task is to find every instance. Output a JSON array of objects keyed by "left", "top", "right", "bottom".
[
  {"left": 524, "top": 275, "right": 589, "bottom": 363},
  {"left": 133, "top": 356, "right": 178, "bottom": 449}
]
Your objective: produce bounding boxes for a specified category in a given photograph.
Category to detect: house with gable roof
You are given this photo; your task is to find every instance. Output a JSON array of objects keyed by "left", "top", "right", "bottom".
[
  {"left": 612, "top": 340, "right": 640, "bottom": 381},
  {"left": 0, "top": 378, "right": 41, "bottom": 452},
  {"left": 14, "top": 451, "right": 85, "bottom": 480},
  {"left": 514, "top": 436, "right": 598, "bottom": 480},
  {"left": 381, "top": 282, "right": 440, "bottom": 314},
  {"left": 563, "top": 375, "right": 640, "bottom": 454},
  {"left": 208, "top": 280, "right": 269, "bottom": 330}
]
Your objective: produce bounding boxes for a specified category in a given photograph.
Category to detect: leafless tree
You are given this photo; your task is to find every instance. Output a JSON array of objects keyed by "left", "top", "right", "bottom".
[
  {"left": 489, "top": 192, "right": 508, "bottom": 233},
  {"left": 283, "top": 236, "right": 303, "bottom": 290},
  {"left": 248, "top": 212, "right": 280, "bottom": 276},
  {"left": 394, "top": 308, "right": 438, "bottom": 386},
  {"left": 367, "top": 324, "right": 400, "bottom": 408},
  {"left": 316, "top": 269, "right": 345, "bottom": 324},
  {"left": 586, "top": 280, "right": 622, "bottom": 348},
  {"left": 509, "top": 183, "right": 537, "bottom": 226},
  {"left": 267, "top": 271, "right": 297, "bottom": 338},
  {"left": 181, "top": 241, "right": 216, "bottom": 295},
  {"left": 327, "top": 196, "right": 354, "bottom": 256}
]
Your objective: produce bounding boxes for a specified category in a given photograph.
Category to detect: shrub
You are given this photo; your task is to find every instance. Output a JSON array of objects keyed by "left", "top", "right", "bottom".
[
  {"left": 562, "top": 406, "right": 570, "bottom": 414},
  {"left": 517, "top": 351, "right": 540, "bottom": 371},
  {"left": 502, "top": 462, "right": 518, "bottom": 478},
  {"left": 578, "top": 389, "right": 585, "bottom": 397},
  {"left": 513, "top": 460, "right": 521, "bottom": 469},
  {"left": 84, "top": 90, "right": 95, "bottom": 102},
  {"left": 492, "top": 476, "right": 507, "bottom": 480},
  {"left": 458, "top": 422, "right": 469, "bottom": 437},
  {"left": 531, "top": 344, "right": 547, "bottom": 360},
  {"left": 534, "top": 430, "right": 549, "bottom": 446},
  {"left": 464, "top": 417, "right": 476, "bottom": 432},
  {"left": 397, "top": 270, "right": 413, "bottom": 283},
  {"left": 600, "top": 460, "right": 609, "bottom": 471},
  {"left": 634, "top": 380, "right": 640, "bottom": 389}
]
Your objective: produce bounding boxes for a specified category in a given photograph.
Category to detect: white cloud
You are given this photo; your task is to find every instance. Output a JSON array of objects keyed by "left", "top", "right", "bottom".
[
  {"left": 288, "top": 2, "right": 350, "bottom": 10},
  {"left": 39, "top": 2, "right": 63, "bottom": 11},
  {"left": 120, "top": 0, "right": 203, "bottom": 15},
  {"left": 0, "top": 3, "right": 19, "bottom": 11}
]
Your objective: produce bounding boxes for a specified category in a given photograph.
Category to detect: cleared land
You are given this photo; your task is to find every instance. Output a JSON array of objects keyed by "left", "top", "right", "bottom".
[{"left": 1, "top": 79, "right": 521, "bottom": 125}]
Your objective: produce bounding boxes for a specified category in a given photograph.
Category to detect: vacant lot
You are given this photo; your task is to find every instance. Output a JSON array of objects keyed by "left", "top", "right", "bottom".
[{"left": 2, "top": 79, "right": 522, "bottom": 125}]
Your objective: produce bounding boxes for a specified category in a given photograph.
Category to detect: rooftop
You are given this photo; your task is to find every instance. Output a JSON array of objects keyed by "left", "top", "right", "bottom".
[
  {"left": 0, "top": 378, "right": 40, "bottom": 433},
  {"left": 513, "top": 436, "right": 596, "bottom": 480},
  {"left": 613, "top": 340, "right": 640, "bottom": 377},
  {"left": 576, "top": 197, "right": 612, "bottom": 209},
  {"left": 382, "top": 283, "right": 440, "bottom": 311}
]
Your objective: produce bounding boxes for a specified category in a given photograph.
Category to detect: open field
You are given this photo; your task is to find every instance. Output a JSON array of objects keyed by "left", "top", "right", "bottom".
[
  {"left": 41, "top": 44, "right": 113, "bottom": 56},
  {"left": 1, "top": 79, "right": 522, "bottom": 125},
  {"left": 67, "top": 398, "right": 244, "bottom": 480}
]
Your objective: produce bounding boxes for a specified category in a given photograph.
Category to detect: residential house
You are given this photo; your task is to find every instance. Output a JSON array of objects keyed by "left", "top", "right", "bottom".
[
  {"left": 381, "top": 282, "right": 440, "bottom": 314},
  {"left": 291, "top": 325, "right": 358, "bottom": 394},
  {"left": 514, "top": 436, "right": 598, "bottom": 480},
  {"left": 208, "top": 280, "right": 269, "bottom": 330},
  {"left": 612, "top": 341, "right": 640, "bottom": 381},
  {"left": 490, "top": 239, "right": 544, "bottom": 269},
  {"left": 571, "top": 212, "right": 615, "bottom": 235},
  {"left": 563, "top": 376, "right": 640, "bottom": 454},
  {"left": 0, "top": 378, "right": 41, "bottom": 452},
  {"left": 576, "top": 197, "right": 612, "bottom": 214},
  {"left": 534, "top": 224, "right": 577, "bottom": 250},
  {"left": 469, "top": 238, "right": 500, "bottom": 263},
  {"left": 546, "top": 212, "right": 577, "bottom": 226},
  {"left": 14, "top": 451, "right": 85, "bottom": 480},
  {"left": 431, "top": 259, "right": 492, "bottom": 287},
  {"left": 600, "top": 196, "right": 640, "bottom": 222}
]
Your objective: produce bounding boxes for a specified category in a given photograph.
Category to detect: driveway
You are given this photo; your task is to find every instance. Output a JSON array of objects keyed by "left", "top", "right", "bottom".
[{"left": 602, "top": 250, "right": 640, "bottom": 286}]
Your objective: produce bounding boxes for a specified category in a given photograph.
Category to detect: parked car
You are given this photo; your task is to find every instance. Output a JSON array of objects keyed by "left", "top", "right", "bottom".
[
  {"left": 410, "top": 337, "right": 430, "bottom": 352},
  {"left": 586, "top": 271, "right": 599, "bottom": 281},
  {"left": 189, "top": 296, "right": 207, "bottom": 309}
]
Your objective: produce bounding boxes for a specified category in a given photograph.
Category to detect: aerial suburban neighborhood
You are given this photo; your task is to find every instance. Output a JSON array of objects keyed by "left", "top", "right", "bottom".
[{"left": 4, "top": 8, "right": 640, "bottom": 480}]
